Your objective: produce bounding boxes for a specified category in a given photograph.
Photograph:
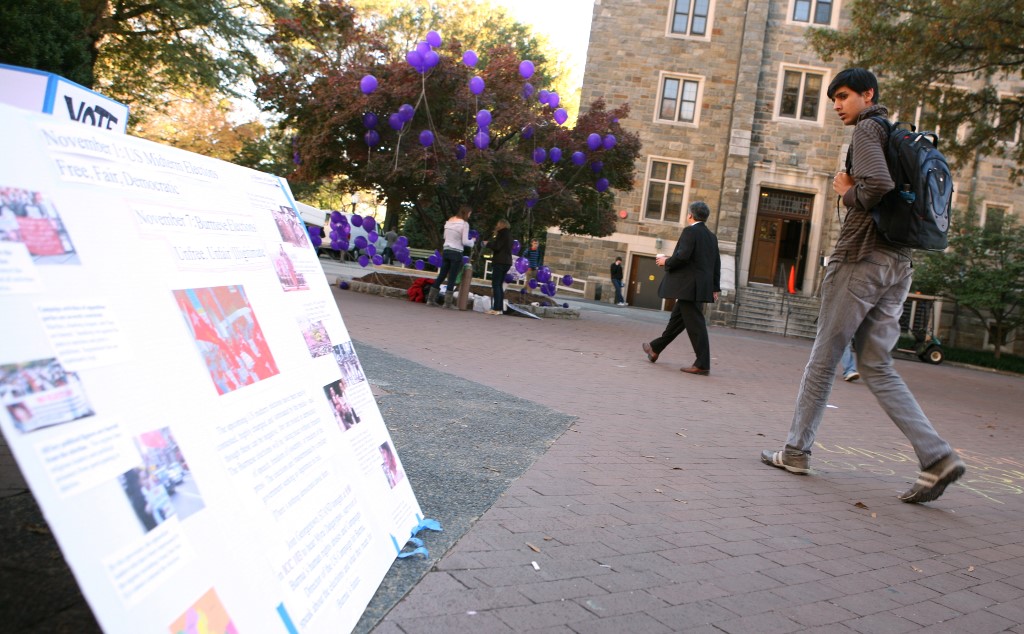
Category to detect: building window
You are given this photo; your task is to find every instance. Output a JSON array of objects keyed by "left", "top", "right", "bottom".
[
  {"left": 777, "top": 68, "right": 824, "bottom": 122},
  {"left": 658, "top": 75, "right": 702, "bottom": 124},
  {"left": 790, "top": 0, "right": 835, "bottom": 25},
  {"left": 997, "top": 97, "right": 1021, "bottom": 144},
  {"left": 643, "top": 159, "right": 690, "bottom": 223},
  {"left": 982, "top": 203, "right": 1009, "bottom": 234},
  {"left": 669, "top": 0, "right": 710, "bottom": 37}
]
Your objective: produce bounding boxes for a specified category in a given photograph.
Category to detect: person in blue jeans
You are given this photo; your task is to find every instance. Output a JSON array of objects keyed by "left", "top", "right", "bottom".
[
  {"left": 428, "top": 205, "right": 476, "bottom": 308},
  {"left": 760, "top": 68, "right": 963, "bottom": 504},
  {"left": 840, "top": 340, "right": 859, "bottom": 381},
  {"left": 610, "top": 257, "right": 625, "bottom": 305}
]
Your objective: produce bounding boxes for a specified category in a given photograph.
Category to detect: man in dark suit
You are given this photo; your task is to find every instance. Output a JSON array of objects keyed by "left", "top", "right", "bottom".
[{"left": 641, "top": 201, "right": 721, "bottom": 375}]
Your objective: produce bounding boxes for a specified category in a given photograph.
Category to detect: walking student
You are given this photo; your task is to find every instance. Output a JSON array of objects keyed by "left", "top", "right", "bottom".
[
  {"left": 641, "top": 201, "right": 721, "bottom": 375},
  {"left": 760, "top": 68, "right": 964, "bottom": 504},
  {"left": 428, "top": 205, "right": 476, "bottom": 308},
  {"left": 610, "top": 256, "right": 626, "bottom": 305}
]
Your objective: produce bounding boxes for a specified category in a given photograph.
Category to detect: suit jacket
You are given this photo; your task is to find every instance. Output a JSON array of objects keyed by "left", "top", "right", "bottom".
[{"left": 658, "top": 221, "right": 721, "bottom": 303}]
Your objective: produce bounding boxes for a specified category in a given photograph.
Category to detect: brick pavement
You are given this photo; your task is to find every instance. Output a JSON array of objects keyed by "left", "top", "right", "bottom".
[{"left": 334, "top": 287, "right": 1024, "bottom": 633}]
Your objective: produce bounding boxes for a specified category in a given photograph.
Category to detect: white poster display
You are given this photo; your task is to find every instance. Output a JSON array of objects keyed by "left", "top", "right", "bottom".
[
  {"left": 0, "top": 104, "right": 424, "bottom": 633},
  {"left": 0, "top": 64, "right": 130, "bottom": 133}
]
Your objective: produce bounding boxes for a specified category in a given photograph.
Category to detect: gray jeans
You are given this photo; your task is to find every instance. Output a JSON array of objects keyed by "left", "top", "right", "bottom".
[{"left": 786, "top": 249, "right": 952, "bottom": 469}]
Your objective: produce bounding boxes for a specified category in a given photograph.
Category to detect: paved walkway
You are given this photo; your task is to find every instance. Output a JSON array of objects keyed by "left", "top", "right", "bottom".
[{"left": 329, "top": 271, "right": 1024, "bottom": 634}]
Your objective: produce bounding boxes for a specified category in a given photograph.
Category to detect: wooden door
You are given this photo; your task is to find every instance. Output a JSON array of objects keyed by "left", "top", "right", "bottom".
[
  {"left": 629, "top": 255, "right": 663, "bottom": 309},
  {"left": 749, "top": 216, "right": 782, "bottom": 284}
]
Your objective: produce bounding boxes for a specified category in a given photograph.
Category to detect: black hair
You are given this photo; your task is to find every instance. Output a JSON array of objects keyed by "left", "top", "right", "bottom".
[
  {"left": 689, "top": 201, "right": 711, "bottom": 222},
  {"left": 827, "top": 68, "right": 879, "bottom": 103}
]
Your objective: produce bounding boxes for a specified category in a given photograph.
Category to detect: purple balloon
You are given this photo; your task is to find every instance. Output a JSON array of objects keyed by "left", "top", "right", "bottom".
[
  {"left": 338, "top": 239, "right": 349, "bottom": 251},
  {"left": 528, "top": 279, "right": 539, "bottom": 289},
  {"left": 310, "top": 232, "right": 322, "bottom": 248},
  {"left": 522, "top": 125, "right": 534, "bottom": 139},
  {"left": 359, "top": 75, "right": 378, "bottom": 94},
  {"left": 372, "top": 254, "right": 384, "bottom": 266},
  {"left": 476, "top": 109, "right": 492, "bottom": 127},
  {"left": 561, "top": 274, "right": 574, "bottom": 286},
  {"left": 515, "top": 258, "right": 529, "bottom": 274},
  {"left": 538, "top": 89, "right": 550, "bottom": 105},
  {"left": 416, "top": 41, "right": 430, "bottom": 56},
  {"left": 525, "top": 197, "right": 538, "bottom": 208},
  {"left": 587, "top": 133, "right": 602, "bottom": 151},
  {"left": 330, "top": 211, "right": 343, "bottom": 223},
  {"left": 366, "top": 244, "right": 377, "bottom": 256},
  {"left": 512, "top": 239, "right": 521, "bottom": 255},
  {"left": 351, "top": 214, "right": 363, "bottom": 227},
  {"left": 363, "top": 112, "right": 378, "bottom": 129},
  {"left": 473, "top": 130, "right": 490, "bottom": 149},
  {"left": 549, "top": 147, "right": 562, "bottom": 163},
  {"left": 415, "top": 259, "right": 425, "bottom": 270},
  {"left": 553, "top": 108, "right": 568, "bottom": 125},
  {"left": 548, "top": 92, "right": 560, "bottom": 108},
  {"left": 358, "top": 254, "right": 369, "bottom": 267},
  {"left": 591, "top": 160, "right": 604, "bottom": 173},
  {"left": 364, "top": 130, "right": 380, "bottom": 147},
  {"left": 519, "top": 60, "right": 535, "bottom": 79},
  {"left": 399, "top": 103, "right": 415, "bottom": 122},
  {"left": 463, "top": 50, "right": 478, "bottom": 67},
  {"left": 406, "top": 50, "right": 423, "bottom": 69},
  {"left": 428, "top": 253, "right": 440, "bottom": 266},
  {"left": 522, "top": 82, "right": 535, "bottom": 99},
  {"left": 388, "top": 113, "right": 404, "bottom": 131},
  {"left": 533, "top": 147, "right": 546, "bottom": 163},
  {"left": 603, "top": 134, "right": 617, "bottom": 149},
  {"left": 571, "top": 151, "right": 585, "bottom": 166},
  {"left": 537, "top": 266, "right": 551, "bottom": 283},
  {"left": 423, "top": 50, "right": 439, "bottom": 69},
  {"left": 455, "top": 144, "right": 467, "bottom": 160},
  {"left": 504, "top": 273, "right": 515, "bottom": 283},
  {"left": 596, "top": 178, "right": 610, "bottom": 192},
  {"left": 419, "top": 129, "right": 434, "bottom": 146},
  {"left": 468, "top": 230, "right": 480, "bottom": 241},
  {"left": 462, "top": 255, "right": 470, "bottom": 264},
  {"left": 426, "top": 30, "right": 442, "bottom": 47},
  {"left": 469, "top": 76, "right": 485, "bottom": 95},
  {"left": 367, "top": 226, "right": 378, "bottom": 239},
  {"left": 354, "top": 236, "right": 368, "bottom": 249}
]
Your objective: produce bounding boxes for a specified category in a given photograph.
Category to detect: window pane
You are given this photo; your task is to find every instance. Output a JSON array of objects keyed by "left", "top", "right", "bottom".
[
  {"left": 645, "top": 182, "right": 666, "bottom": 219},
  {"left": 651, "top": 161, "right": 668, "bottom": 180},
  {"left": 998, "top": 100, "right": 1018, "bottom": 143},
  {"left": 669, "top": 163, "right": 688, "bottom": 182},
  {"left": 800, "top": 74, "right": 821, "bottom": 120},
  {"left": 660, "top": 78, "right": 679, "bottom": 120},
  {"left": 691, "top": 16, "right": 706, "bottom": 35},
  {"left": 780, "top": 71, "right": 800, "bottom": 117},
  {"left": 985, "top": 206, "right": 1006, "bottom": 234},
  {"left": 813, "top": 0, "right": 832, "bottom": 24},
  {"left": 680, "top": 101, "right": 696, "bottom": 122},
  {"left": 692, "top": 0, "right": 709, "bottom": 34},
  {"left": 665, "top": 185, "right": 685, "bottom": 223},
  {"left": 793, "top": 0, "right": 811, "bottom": 21},
  {"left": 682, "top": 81, "right": 698, "bottom": 102},
  {"left": 672, "top": 0, "right": 690, "bottom": 33}
]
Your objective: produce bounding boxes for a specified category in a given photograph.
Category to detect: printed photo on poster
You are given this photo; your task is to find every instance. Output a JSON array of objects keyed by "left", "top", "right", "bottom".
[
  {"left": 298, "top": 317, "right": 332, "bottom": 358},
  {"left": 331, "top": 341, "right": 366, "bottom": 387},
  {"left": 0, "top": 186, "right": 79, "bottom": 264},
  {"left": 379, "top": 441, "right": 404, "bottom": 489},
  {"left": 323, "top": 379, "right": 361, "bottom": 432},
  {"left": 169, "top": 587, "right": 238, "bottom": 634},
  {"left": 173, "top": 286, "right": 279, "bottom": 395},
  {"left": 119, "top": 427, "right": 204, "bottom": 533},
  {"left": 274, "top": 245, "right": 308, "bottom": 292},
  {"left": 271, "top": 205, "right": 309, "bottom": 248},
  {"left": 0, "top": 358, "right": 94, "bottom": 433}
]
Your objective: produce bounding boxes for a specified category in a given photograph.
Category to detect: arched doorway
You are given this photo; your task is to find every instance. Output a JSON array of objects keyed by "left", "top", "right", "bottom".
[{"left": 748, "top": 188, "right": 813, "bottom": 290}]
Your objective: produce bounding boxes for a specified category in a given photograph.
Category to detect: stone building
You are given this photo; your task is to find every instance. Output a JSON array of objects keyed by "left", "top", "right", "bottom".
[{"left": 542, "top": 0, "right": 1023, "bottom": 354}]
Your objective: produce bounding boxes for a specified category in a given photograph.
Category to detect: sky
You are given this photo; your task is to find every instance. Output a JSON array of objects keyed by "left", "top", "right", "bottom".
[{"left": 488, "top": 0, "right": 596, "bottom": 87}]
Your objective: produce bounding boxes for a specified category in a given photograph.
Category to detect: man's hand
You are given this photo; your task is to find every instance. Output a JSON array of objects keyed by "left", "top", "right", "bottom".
[
  {"left": 656, "top": 255, "right": 667, "bottom": 267},
  {"left": 833, "top": 170, "right": 854, "bottom": 197},
  {"left": 713, "top": 292, "right": 719, "bottom": 302}
]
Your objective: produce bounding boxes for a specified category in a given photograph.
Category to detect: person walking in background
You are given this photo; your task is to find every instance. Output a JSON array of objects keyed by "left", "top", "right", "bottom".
[
  {"left": 840, "top": 340, "right": 859, "bottom": 382},
  {"left": 428, "top": 205, "right": 476, "bottom": 309},
  {"left": 760, "top": 68, "right": 963, "bottom": 504},
  {"left": 641, "top": 201, "right": 721, "bottom": 376},
  {"left": 610, "top": 256, "right": 626, "bottom": 306},
  {"left": 383, "top": 228, "right": 398, "bottom": 265},
  {"left": 484, "top": 219, "right": 512, "bottom": 315}
]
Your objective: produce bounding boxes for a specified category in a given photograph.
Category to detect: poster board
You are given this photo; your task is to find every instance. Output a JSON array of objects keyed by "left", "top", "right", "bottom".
[
  {"left": 0, "top": 104, "right": 423, "bottom": 633},
  {"left": 0, "top": 64, "right": 130, "bottom": 134}
]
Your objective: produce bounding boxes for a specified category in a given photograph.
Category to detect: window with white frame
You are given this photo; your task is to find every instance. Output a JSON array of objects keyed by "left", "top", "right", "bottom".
[
  {"left": 788, "top": 0, "right": 837, "bottom": 26},
  {"left": 643, "top": 159, "right": 690, "bottom": 223},
  {"left": 997, "top": 97, "right": 1021, "bottom": 144},
  {"left": 668, "top": 0, "right": 711, "bottom": 37},
  {"left": 657, "top": 74, "right": 702, "bottom": 124},
  {"left": 777, "top": 67, "right": 825, "bottom": 122}
]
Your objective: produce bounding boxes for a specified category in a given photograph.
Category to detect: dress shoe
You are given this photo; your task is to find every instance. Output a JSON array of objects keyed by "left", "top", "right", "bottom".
[
  {"left": 641, "top": 342, "right": 658, "bottom": 363},
  {"left": 681, "top": 366, "right": 709, "bottom": 376}
]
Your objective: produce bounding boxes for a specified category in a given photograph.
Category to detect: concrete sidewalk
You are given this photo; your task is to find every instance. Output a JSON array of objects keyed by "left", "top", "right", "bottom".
[{"left": 333, "top": 285, "right": 1024, "bottom": 633}]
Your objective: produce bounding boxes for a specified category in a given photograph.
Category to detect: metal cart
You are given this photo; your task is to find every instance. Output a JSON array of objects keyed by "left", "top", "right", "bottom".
[{"left": 896, "top": 293, "right": 944, "bottom": 364}]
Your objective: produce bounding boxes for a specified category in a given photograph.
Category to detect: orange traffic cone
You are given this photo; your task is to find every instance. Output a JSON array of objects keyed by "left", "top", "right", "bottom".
[{"left": 787, "top": 265, "right": 796, "bottom": 294}]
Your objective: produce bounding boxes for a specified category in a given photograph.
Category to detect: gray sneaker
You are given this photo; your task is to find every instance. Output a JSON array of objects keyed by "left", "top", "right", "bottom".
[
  {"left": 760, "top": 449, "right": 810, "bottom": 474},
  {"left": 899, "top": 452, "right": 965, "bottom": 503}
]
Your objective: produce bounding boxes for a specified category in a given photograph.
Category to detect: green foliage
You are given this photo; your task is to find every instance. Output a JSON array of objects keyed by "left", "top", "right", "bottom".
[
  {"left": 940, "top": 347, "right": 1024, "bottom": 374},
  {"left": 807, "top": 0, "right": 1024, "bottom": 178},
  {"left": 0, "top": 0, "right": 93, "bottom": 86},
  {"left": 914, "top": 207, "right": 1024, "bottom": 358},
  {"left": 256, "top": 1, "right": 641, "bottom": 251}
]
